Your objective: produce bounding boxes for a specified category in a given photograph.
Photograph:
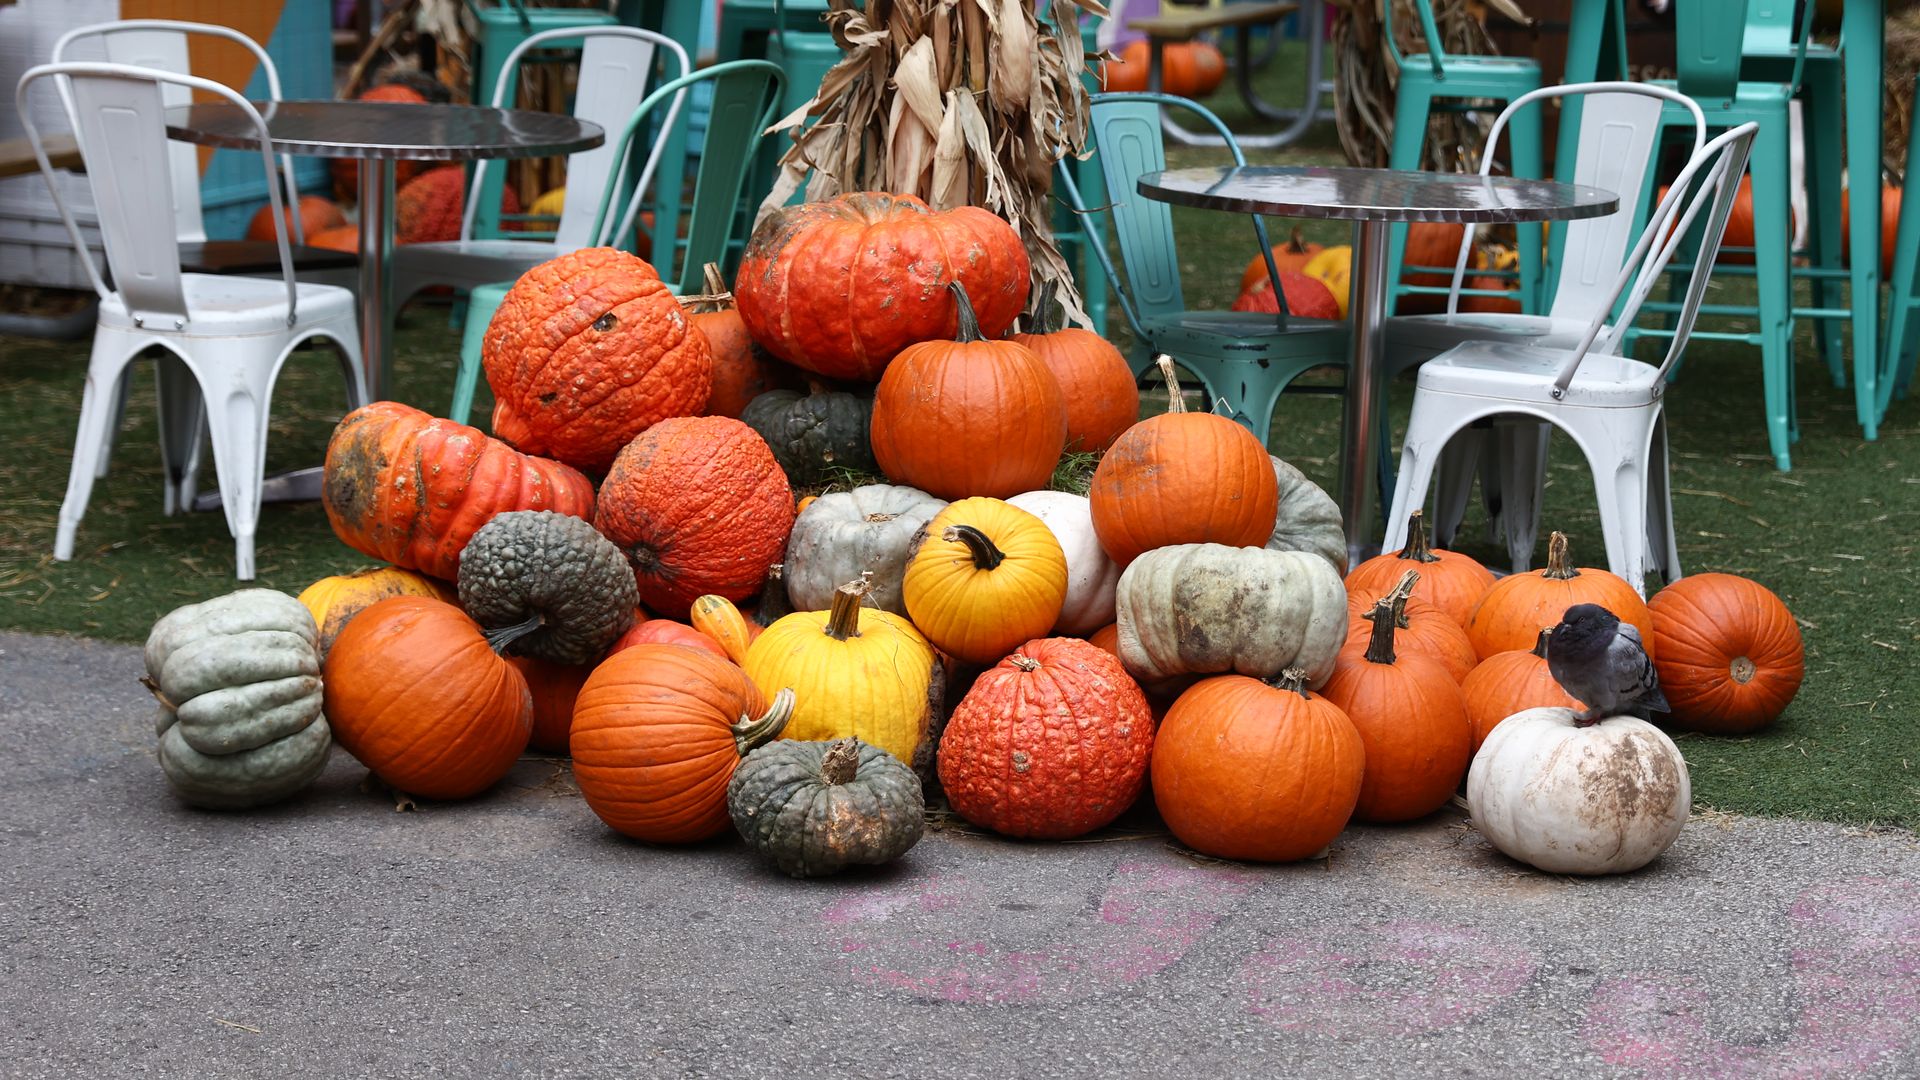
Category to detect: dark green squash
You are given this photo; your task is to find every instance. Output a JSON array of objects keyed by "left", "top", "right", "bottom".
[
  {"left": 727, "top": 737, "right": 925, "bottom": 878},
  {"left": 456, "top": 511, "right": 638, "bottom": 664},
  {"left": 739, "top": 385, "right": 877, "bottom": 486}
]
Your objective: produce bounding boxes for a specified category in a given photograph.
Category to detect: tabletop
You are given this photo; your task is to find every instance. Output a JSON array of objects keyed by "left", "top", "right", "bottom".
[
  {"left": 1139, "top": 165, "right": 1617, "bottom": 224},
  {"left": 163, "top": 101, "right": 603, "bottom": 162}
]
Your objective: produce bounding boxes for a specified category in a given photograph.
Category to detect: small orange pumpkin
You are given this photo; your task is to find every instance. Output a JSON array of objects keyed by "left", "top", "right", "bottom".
[
  {"left": 1343, "top": 586, "right": 1477, "bottom": 683},
  {"left": 1467, "top": 532, "right": 1654, "bottom": 662},
  {"left": 686, "top": 263, "right": 802, "bottom": 419},
  {"left": 1008, "top": 283, "right": 1139, "bottom": 453},
  {"left": 1647, "top": 573, "right": 1804, "bottom": 734},
  {"left": 1460, "top": 628, "right": 1582, "bottom": 753},
  {"left": 1346, "top": 511, "right": 1496, "bottom": 630},
  {"left": 511, "top": 656, "right": 594, "bottom": 754},
  {"left": 1238, "top": 228, "right": 1325, "bottom": 292}
]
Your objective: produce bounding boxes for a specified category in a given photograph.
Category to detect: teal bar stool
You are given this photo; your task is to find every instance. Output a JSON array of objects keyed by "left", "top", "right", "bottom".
[
  {"left": 1381, "top": 0, "right": 1544, "bottom": 317},
  {"left": 717, "top": 0, "right": 830, "bottom": 61},
  {"left": 1049, "top": 17, "right": 1108, "bottom": 335},
  {"left": 1882, "top": 79, "right": 1920, "bottom": 405}
]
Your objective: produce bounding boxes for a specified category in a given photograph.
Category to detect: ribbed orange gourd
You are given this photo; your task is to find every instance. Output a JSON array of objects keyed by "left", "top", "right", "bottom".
[
  {"left": 1467, "top": 532, "right": 1654, "bottom": 662},
  {"left": 483, "top": 247, "right": 712, "bottom": 472},
  {"left": 869, "top": 283, "right": 1066, "bottom": 500},
  {"left": 1343, "top": 587, "right": 1477, "bottom": 683},
  {"left": 1152, "top": 670, "right": 1365, "bottom": 862},
  {"left": 1345, "top": 511, "right": 1496, "bottom": 629},
  {"left": 733, "top": 192, "right": 1030, "bottom": 381},
  {"left": 593, "top": 416, "right": 794, "bottom": 616},
  {"left": 1320, "top": 572, "right": 1471, "bottom": 823},
  {"left": 1647, "top": 573, "right": 1804, "bottom": 734},
  {"left": 1008, "top": 284, "right": 1139, "bottom": 452},
  {"left": 1460, "top": 629, "right": 1581, "bottom": 753},
  {"left": 322, "top": 597, "right": 533, "bottom": 800},
  {"left": 321, "top": 402, "right": 596, "bottom": 582},
  {"left": 570, "top": 644, "right": 793, "bottom": 843},
  {"left": 1089, "top": 358, "right": 1278, "bottom": 565},
  {"left": 937, "top": 638, "right": 1154, "bottom": 839}
]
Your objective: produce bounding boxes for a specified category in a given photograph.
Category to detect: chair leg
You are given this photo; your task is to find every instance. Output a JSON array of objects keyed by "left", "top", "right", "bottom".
[
  {"left": 1646, "top": 409, "right": 1682, "bottom": 587},
  {"left": 1494, "top": 420, "right": 1549, "bottom": 574},
  {"left": 1385, "top": 82, "right": 1435, "bottom": 316},
  {"left": 453, "top": 285, "right": 509, "bottom": 425},
  {"left": 95, "top": 367, "right": 134, "bottom": 480},
  {"left": 1748, "top": 112, "right": 1797, "bottom": 472},
  {"left": 56, "top": 335, "right": 142, "bottom": 562},
  {"left": 154, "top": 352, "right": 206, "bottom": 517},
  {"left": 1379, "top": 397, "right": 1455, "bottom": 555},
  {"left": 1430, "top": 428, "right": 1484, "bottom": 549},
  {"left": 1801, "top": 64, "right": 1847, "bottom": 388}
]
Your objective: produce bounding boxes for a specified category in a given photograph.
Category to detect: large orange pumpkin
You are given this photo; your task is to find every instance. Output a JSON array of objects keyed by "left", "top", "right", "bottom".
[
  {"left": 1466, "top": 532, "right": 1654, "bottom": 662},
  {"left": 733, "top": 192, "right": 1031, "bottom": 381},
  {"left": 1460, "top": 629, "right": 1581, "bottom": 753},
  {"left": 1345, "top": 510, "right": 1496, "bottom": 629},
  {"left": 570, "top": 643, "right": 792, "bottom": 843},
  {"left": 246, "top": 194, "right": 346, "bottom": 244},
  {"left": 1394, "top": 223, "right": 1482, "bottom": 315},
  {"left": 297, "top": 565, "right": 454, "bottom": 655},
  {"left": 1152, "top": 670, "right": 1365, "bottom": 862},
  {"left": 1229, "top": 271, "right": 1342, "bottom": 319},
  {"left": 1342, "top": 586, "right": 1476, "bottom": 683},
  {"left": 869, "top": 283, "right": 1066, "bottom": 499},
  {"left": 394, "top": 165, "right": 522, "bottom": 245},
  {"left": 511, "top": 655, "right": 593, "bottom": 754},
  {"left": 1088, "top": 358, "right": 1278, "bottom": 565},
  {"left": 1008, "top": 285, "right": 1139, "bottom": 452},
  {"left": 593, "top": 416, "right": 794, "bottom": 616},
  {"left": 322, "top": 596, "right": 533, "bottom": 800},
  {"left": 1238, "top": 228, "right": 1325, "bottom": 292},
  {"left": 1101, "top": 39, "right": 1226, "bottom": 97},
  {"left": 330, "top": 83, "right": 434, "bottom": 201},
  {"left": 686, "top": 263, "right": 800, "bottom": 419},
  {"left": 1321, "top": 572, "right": 1472, "bottom": 823},
  {"left": 321, "top": 401, "right": 596, "bottom": 582},
  {"left": 1647, "top": 573, "right": 1804, "bottom": 734},
  {"left": 307, "top": 225, "right": 359, "bottom": 253},
  {"left": 483, "top": 247, "right": 712, "bottom": 472}
]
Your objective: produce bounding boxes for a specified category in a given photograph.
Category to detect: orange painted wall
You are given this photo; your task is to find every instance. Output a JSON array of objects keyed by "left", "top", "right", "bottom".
[{"left": 120, "top": 0, "right": 288, "bottom": 170}]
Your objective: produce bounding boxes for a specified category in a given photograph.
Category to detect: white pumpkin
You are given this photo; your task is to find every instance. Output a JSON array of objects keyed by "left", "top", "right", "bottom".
[
  {"left": 1006, "top": 490, "right": 1118, "bottom": 635},
  {"left": 1115, "top": 543, "right": 1348, "bottom": 688},
  {"left": 1467, "top": 706, "right": 1690, "bottom": 875}
]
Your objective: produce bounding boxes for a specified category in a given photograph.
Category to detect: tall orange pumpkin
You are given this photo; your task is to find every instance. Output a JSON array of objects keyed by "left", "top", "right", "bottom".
[
  {"left": 322, "top": 597, "right": 533, "bottom": 800},
  {"left": 1008, "top": 284, "right": 1139, "bottom": 452},
  {"left": 322, "top": 402, "right": 596, "bottom": 582},
  {"left": 1088, "top": 357, "right": 1278, "bottom": 565},
  {"left": 686, "top": 263, "right": 801, "bottom": 419},
  {"left": 570, "top": 643, "right": 793, "bottom": 843},
  {"left": 1460, "top": 629, "right": 1581, "bottom": 753},
  {"left": 1343, "top": 587, "right": 1477, "bottom": 683},
  {"left": 734, "top": 192, "right": 1031, "bottom": 381},
  {"left": 869, "top": 283, "right": 1066, "bottom": 500},
  {"left": 1345, "top": 511, "right": 1496, "bottom": 629},
  {"left": 1466, "top": 532, "right": 1654, "bottom": 662},
  {"left": 483, "top": 247, "right": 712, "bottom": 472},
  {"left": 1647, "top": 573, "right": 1804, "bottom": 734}
]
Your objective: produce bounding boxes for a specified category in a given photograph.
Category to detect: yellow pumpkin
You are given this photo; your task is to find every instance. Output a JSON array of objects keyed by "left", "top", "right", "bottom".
[
  {"left": 744, "top": 578, "right": 938, "bottom": 766},
  {"left": 689, "top": 594, "right": 756, "bottom": 665},
  {"left": 528, "top": 186, "right": 566, "bottom": 218},
  {"left": 1303, "top": 245, "right": 1353, "bottom": 318},
  {"left": 298, "top": 566, "right": 453, "bottom": 655},
  {"left": 902, "top": 497, "right": 1068, "bottom": 665}
]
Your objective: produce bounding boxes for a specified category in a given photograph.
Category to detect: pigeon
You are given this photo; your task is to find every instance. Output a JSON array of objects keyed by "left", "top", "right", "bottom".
[{"left": 1546, "top": 603, "right": 1669, "bottom": 725}]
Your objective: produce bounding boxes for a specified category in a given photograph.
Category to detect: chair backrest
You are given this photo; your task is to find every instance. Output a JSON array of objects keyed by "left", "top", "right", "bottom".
[
  {"left": 1381, "top": 0, "right": 1449, "bottom": 79},
  {"left": 1741, "top": 0, "right": 1818, "bottom": 88},
  {"left": 16, "top": 62, "right": 298, "bottom": 326},
  {"left": 594, "top": 61, "right": 784, "bottom": 293},
  {"left": 51, "top": 21, "right": 296, "bottom": 245},
  {"left": 1442, "top": 82, "right": 1707, "bottom": 332},
  {"left": 1553, "top": 122, "right": 1759, "bottom": 394},
  {"left": 1671, "top": 0, "right": 1749, "bottom": 99},
  {"left": 469, "top": 25, "right": 691, "bottom": 249}
]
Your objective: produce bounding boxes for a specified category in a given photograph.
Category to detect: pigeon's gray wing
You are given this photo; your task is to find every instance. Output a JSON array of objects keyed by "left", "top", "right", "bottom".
[{"left": 1606, "top": 630, "right": 1669, "bottom": 713}]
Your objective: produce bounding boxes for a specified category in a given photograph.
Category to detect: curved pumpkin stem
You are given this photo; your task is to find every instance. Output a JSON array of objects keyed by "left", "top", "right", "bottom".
[
  {"left": 1153, "top": 354, "right": 1185, "bottom": 414},
  {"left": 732, "top": 687, "right": 795, "bottom": 755},
  {"left": 1543, "top": 531, "right": 1580, "bottom": 581},
  {"left": 138, "top": 674, "right": 178, "bottom": 712},
  {"left": 1531, "top": 627, "right": 1553, "bottom": 659},
  {"left": 820, "top": 738, "right": 861, "bottom": 785},
  {"left": 679, "top": 262, "right": 734, "bottom": 315},
  {"left": 1361, "top": 569, "right": 1419, "bottom": 665},
  {"left": 1009, "top": 653, "right": 1041, "bottom": 672},
  {"left": 944, "top": 524, "right": 1006, "bottom": 571},
  {"left": 824, "top": 575, "right": 872, "bottom": 641},
  {"left": 1272, "top": 667, "right": 1312, "bottom": 697},
  {"left": 947, "top": 280, "right": 986, "bottom": 344},
  {"left": 1027, "top": 278, "right": 1064, "bottom": 336},
  {"left": 482, "top": 610, "right": 544, "bottom": 655},
  {"left": 1394, "top": 511, "right": 1441, "bottom": 564}
]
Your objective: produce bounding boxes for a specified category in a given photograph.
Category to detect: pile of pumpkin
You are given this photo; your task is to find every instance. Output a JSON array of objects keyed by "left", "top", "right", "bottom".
[
  {"left": 1230, "top": 224, "right": 1523, "bottom": 319},
  {"left": 142, "top": 190, "right": 1806, "bottom": 879}
]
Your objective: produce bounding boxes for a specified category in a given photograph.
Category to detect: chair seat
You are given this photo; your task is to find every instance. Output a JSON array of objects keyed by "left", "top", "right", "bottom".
[
  {"left": 1417, "top": 341, "right": 1661, "bottom": 408},
  {"left": 1141, "top": 309, "right": 1348, "bottom": 355},
  {"left": 1388, "top": 312, "right": 1601, "bottom": 358},
  {"left": 179, "top": 240, "right": 357, "bottom": 275},
  {"left": 97, "top": 274, "right": 355, "bottom": 336}
]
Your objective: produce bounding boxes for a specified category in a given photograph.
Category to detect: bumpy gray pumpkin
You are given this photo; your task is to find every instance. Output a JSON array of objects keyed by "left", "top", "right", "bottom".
[
  {"left": 728, "top": 737, "right": 925, "bottom": 878},
  {"left": 784, "top": 483, "right": 946, "bottom": 615},
  {"left": 143, "top": 589, "right": 331, "bottom": 809},
  {"left": 1265, "top": 455, "right": 1347, "bottom": 574},
  {"left": 1115, "top": 542, "right": 1347, "bottom": 688},
  {"left": 457, "top": 510, "right": 637, "bottom": 664},
  {"left": 740, "top": 386, "right": 876, "bottom": 486}
]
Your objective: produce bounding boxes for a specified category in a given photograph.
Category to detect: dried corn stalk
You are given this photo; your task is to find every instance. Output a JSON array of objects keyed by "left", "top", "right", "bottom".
[
  {"left": 761, "top": 0, "right": 1108, "bottom": 327},
  {"left": 1325, "top": 0, "right": 1521, "bottom": 170}
]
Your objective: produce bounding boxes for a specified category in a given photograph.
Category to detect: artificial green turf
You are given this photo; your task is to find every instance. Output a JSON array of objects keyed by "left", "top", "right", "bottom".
[{"left": 3, "top": 54, "right": 1917, "bottom": 827}]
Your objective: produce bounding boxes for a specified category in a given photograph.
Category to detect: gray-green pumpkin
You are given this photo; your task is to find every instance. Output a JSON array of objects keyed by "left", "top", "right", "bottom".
[
  {"left": 457, "top": 510, "right": 637, "bottom": 664},
  {"left": 784, "top": 483, "right": 946, "bottom": 615},
  {"left": 1265, "top": 455, "right": 1348, "bottom": 574},
  {"left": 143, "top": 589, "right": 331, "bottom": 809},
  {"left": 740, "top": 386, "right": 876, "bottom": 486},
  {"left": 728, "top": 737, "right": 925, "bottom": 878}
]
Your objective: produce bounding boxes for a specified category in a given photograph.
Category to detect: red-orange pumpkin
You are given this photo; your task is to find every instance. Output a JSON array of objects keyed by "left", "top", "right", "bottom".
[
  {"left": 937, "top": 638, "right": 1155, "bottom": 839},
  {"left": 483, "top": 247, "right": 712, "bottom": 472},
  {"left": 1238, "top": 228, "right": 1325, "bottom": 292},
  {"left": 593, "top": 416, "right": 794, "bottom": 616},
  {"left": 1457, "top": 275, "right": 1523, "bottom": 314},
  {"left": 686, "top": 263, "right": 801, "bottom": 419},
  {"left": 1229, "top": 271, "right": 1342, "bottom": 319},
  {"left": 1101, "top": 39, "right": 1226, "bottom": 97},
  {"left": 733, "top": 191, "right": 1031, "bottom": 381},
  {"left": 330, "top": 83, "right": 434, "bottom": 201},
  {"left": 1460, "top": 629, "right": 1581, "bottom": 753},
  {"left": 869, "top": 283, "right": 1066, "bottom": 499},
  {"left": 1466, "top": 532, "right": 1654, "bottom": 662},
  {"left": 1395, "top": 223, "right": 1474, "bottom": 315},
  {"left": 570, "top": 643, "right": 793, "bottom": 843},
  {"left": 1647, "top": 573, "right": 1804, "bottom": 734},
  {"left": 246, "top": 194, "right": 346, "bottom": 244},
  {"left": 307, "top": 224, "right": 359, "bottom": 253},
  {"left": 1345, "top": 511, "right": 1496, "bottom": 629},
  {"left": 511, "top": 655, "right": 593, "bottom": 754},
  {"left": 322, "top": 596, "right": 533, "bottom": 800},
  {"left": 1009, "top": 285, "right": 1139, "bottom": 452},
  {"left": 1840, "top": 184, "right": 1900, "bottom": 277},
  {"left": 1342, "top": 587, "right": 1477, "bottom": 683},
  {"left": 394, "top": 165, "right": 522, "bottom": 245},
  {"left": 607, "top": 617, "right": 728, "bottom": 660},
  {"left": 321, "top": 401, "right": 596, "bottom": 582}
]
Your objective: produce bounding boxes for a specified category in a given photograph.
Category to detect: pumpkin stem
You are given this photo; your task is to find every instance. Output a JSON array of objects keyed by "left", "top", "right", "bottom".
[
  {"left": 1272, "top": 668, "right": 1312, "bottom": 697},
  {"left": 678, "top": 262, "right": 734, "bottom": 314},
  {"left": 732, "top": 687, "right": 795, "bottom": 755},
  {"left": 1543, "top": 531, "right": 1580, "bottom": 580},
  {"left": 946, "top": 280, "right": 985, "bottom": 344},
  {"left": 1361, "top": 569, "right": 1419, "bottom": 665},
  {"left": 824, "top": 575, "right": 872, "bottom": 641},
  {"left": 1531, "top": 627, "right": 1553, "bottom": 659},
  {"left": 483, "top": 610, "right": 544, "bottom": 655},
  {"left": 1285, "top": 226, "right": 1310, "bottom": 255},
  {"left": 138, "top": 674, "right": 178, "bottom": 713},
  {"left": 1009, "top": 653, "right": 1041, "bottom": 672},
  {"left": 1395, "top": 511, "right": 1441, "bottom": 564},
  {"left": 820, "top": 738, "right": 861, "bottom": 785},
  {"left": 944, "top": 524, "right": 1006, "bottom": 571},
  {"left": 754, "top": 563, "right": 792, "bottom": 628},
  {"left": 1153, "top": 354, "right": 1185, "bottom": 414},
  {"left": 1027, "top": 278, "right": 1064, "bottom": 335}
]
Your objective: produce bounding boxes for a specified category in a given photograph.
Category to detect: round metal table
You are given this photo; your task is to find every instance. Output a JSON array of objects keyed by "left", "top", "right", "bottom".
[{"left": 1136, "top": 165, "right": 1617, "bottom": 567}]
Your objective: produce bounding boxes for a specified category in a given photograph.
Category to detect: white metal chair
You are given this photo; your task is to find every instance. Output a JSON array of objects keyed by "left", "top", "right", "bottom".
[
  {"left": 386, "top": 26, "right": 690, "bottom": 309},
  {"left": 1380, "top": 122, "right": 1759, "bottom": 597},
  {"left": 1383, "top": 82, "right": 1709, "bottom": 571},
  {"left": 19, "top": 62, "right": 366, "bottom": 580}
]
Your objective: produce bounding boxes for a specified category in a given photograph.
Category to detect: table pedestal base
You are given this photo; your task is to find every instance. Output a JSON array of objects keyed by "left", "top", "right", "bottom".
[
  {"left": 1338, "top": 219, "right": 1391, "bottom": 569},
  {"left": 190, "top": 467, "right": 325, "bottom": 512}
]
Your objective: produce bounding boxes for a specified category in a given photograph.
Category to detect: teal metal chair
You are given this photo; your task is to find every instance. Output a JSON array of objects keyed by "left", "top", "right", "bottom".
[
  {"left": 449, "top": 61, "right": 785, "bottom": 425},
  {"left": 1381, "top": 0, "right": 1544, "bottom": 317},
  {"left": 1882, "top": 78, "right": 1920, "bottom": 408},
  {"left": 1048, "top": 15, "right": 1109, "bottom": 335}
]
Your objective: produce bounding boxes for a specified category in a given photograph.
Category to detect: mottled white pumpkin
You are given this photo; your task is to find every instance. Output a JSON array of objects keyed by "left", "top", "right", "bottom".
[
  {"left": 1006, "top": 489, "right": 1119, "bottom": 635},
  {"left": 1265, "top": 455, "right": 1347, "bottom": 574},
  {"left": 1115, "top": 543, "right": 1347, "bottom": 687},
  {"left": 1467, "top": 706, "right": 1690, "bottom": 875},
  {"left": 144, "top": 589, "right": 331, "bottom": 809},
  {"left": 784, "top": 484, "right": 946, "bottom": 615}
]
